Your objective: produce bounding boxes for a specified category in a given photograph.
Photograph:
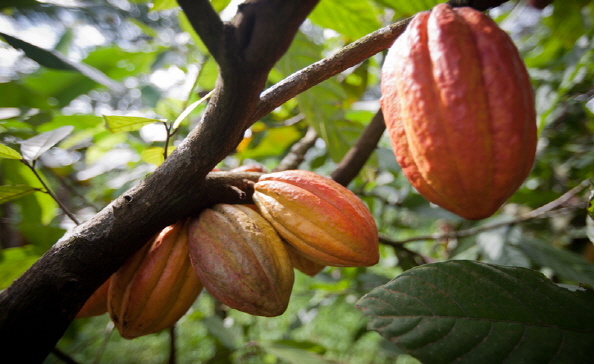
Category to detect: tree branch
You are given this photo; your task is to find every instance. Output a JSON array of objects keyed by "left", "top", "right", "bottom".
[
  {"left": 176, "top": 0, "right": 224, "bottom": 62},
  {"left": 331, "top": 110, "right": 386, "bottom": 187}
]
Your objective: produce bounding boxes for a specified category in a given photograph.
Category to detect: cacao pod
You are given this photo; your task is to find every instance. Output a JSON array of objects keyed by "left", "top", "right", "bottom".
[
  {"left": 252, "top": 170, "right": 379, "bottom": 267},
  {"left": 76, "top": 277, "right": 111, "bottom": 319},
  {"left": 285, "top": 244, "right": 325, "bottom": 277},
  {"left": 381, "top": 4, "right": 537, "bottom": 220},
  {"left": 108, "top": 220, "right": 203, "bottom": 339},
  {"left": 188, "top": 204, "right": 294, "bottom": 317}
]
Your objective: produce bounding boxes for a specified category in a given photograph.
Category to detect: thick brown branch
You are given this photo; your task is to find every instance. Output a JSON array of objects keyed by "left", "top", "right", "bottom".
[
  {"left": 176, "top": 0, "right": 224, "bottom": 62},
  {"left": 331, "top": 110, "right": 386, "bottom": 187},
  {"left": 0, "top": 1, "right": 317, "bottom": 360}
]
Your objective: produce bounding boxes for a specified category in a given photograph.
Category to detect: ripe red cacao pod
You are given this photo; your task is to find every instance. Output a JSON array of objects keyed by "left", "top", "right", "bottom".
[
  {"left": 381, "top": 4, "right": 537, "bottom": 220},
  {"left": 108, "top": 220, "right": 203, "bottom": 339},
  {"left": 76, "top": 277, "right": 111, "bottom": 319},
  {"left": 188, "top": 204, "right": 294, "bottom": 317},
  {"left": 252, "top": 170, "right": 379, "bottom": 267}
]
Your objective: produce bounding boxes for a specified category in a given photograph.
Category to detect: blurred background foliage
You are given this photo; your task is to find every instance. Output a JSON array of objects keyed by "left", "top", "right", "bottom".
[{"left": 0, "top": 0, "right": 593, "bottom": 363}]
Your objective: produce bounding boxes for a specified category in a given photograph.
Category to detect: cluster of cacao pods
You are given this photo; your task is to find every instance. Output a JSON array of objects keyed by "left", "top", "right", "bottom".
[
  {"left": 77, "top": 169, "right": 379, "bottom": 339},
  {"left": 381, "top": 3, "right": 537, "bottom": 220}
]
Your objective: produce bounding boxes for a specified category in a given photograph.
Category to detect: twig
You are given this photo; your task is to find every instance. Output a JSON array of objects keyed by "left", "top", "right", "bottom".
[
  {"left": 273, "top": 127, "right": 318, "bottom": 172},
  {"left": 22, "top": 160, "right": 80, "bottom": 225},
  {"left": 331, "top": 110, "right": 386, "bottom": 187},
  {"left": 381, "top": 180, "right": 591, "bottom": 245},
  {"left": 250, "top": 18, "right": 412, "bottom": 124}
]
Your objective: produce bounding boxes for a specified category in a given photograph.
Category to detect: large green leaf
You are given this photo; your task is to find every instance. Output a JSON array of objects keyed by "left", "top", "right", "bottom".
[
  {"left": 309, "top": 0, "right": 380, "bottom": 40},
  {"left": 356, "top": 260, "right": 594, "bottom": 364}
]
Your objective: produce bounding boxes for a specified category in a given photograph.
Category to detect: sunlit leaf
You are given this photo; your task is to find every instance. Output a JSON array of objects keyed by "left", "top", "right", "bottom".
[
  {"left": 19, "top": 125, "right": 74, "bottom": 162},
  {"left": 0, "top": 185, "right": 38, "bottom": 204},
  {"left": 309, "top": 0, "right": 380, "bottom": 40},
  {"left": 0, "top": 144, "right": 22, "bottom": 159},
  {"left": 151, "top": 0, "right": 177, "bottom": 11},
  {"left": 103, "top": 116, "right": 165, "bottom": 133},
  {"left": 141, "top": 146, "right": 175, "bottom": 166},
  {"left": 0, "top": 246, "right": 41, "bottom": 290},
  {"left": 375, "top": 0, "right": 441, "bottom": 17},
  {"left": 357, "top": 261, "right": 594, "bottom": 363}
]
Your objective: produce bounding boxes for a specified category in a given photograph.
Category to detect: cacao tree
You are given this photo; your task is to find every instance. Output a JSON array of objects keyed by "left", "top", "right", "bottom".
[{"left": 1, "top": 0, "right": 594, "bottom": 363}]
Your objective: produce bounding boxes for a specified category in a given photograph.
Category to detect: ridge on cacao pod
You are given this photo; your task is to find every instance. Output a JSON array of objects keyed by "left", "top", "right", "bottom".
[
  {"left": 188, "top": 204, "right": 294, "bottom": 317},
  {"left": 108, "top": 220, "right": 203, "bottom": 339},
  {"left": 252, "top": 170, "right": 379, "bottom": 267},
  {"left": 380, "top": 4, "right": 537, "bottom": 220}
]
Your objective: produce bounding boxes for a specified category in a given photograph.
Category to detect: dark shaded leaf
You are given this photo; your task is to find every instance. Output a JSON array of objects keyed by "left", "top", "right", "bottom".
[
  {"left": 356, "top": 260, "right": 594, "bottom": 364},
  {"left": 0, "top": 185, "right": 38, "bottom": 204}
]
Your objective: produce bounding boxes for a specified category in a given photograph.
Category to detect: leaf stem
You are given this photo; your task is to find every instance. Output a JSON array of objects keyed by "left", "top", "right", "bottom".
[{"left": 21, "top": 159, "right": 80, "bottom": 225}]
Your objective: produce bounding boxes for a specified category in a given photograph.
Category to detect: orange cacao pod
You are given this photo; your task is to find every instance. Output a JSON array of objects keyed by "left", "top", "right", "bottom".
[
  {"left": 76, "top": 277, "right": 111, "bottom": 319},
  {"left": 381, "top": 4, "right": 537, "bottom": 220},
  {"left": 188, "top": 204, "right": 294, "bottom": 317},
  {"left": 252, "top": 170, "right": 379, "bottom": 267},
  {"left": 108, "top": 220, "right": 203, "bottom": 339}
]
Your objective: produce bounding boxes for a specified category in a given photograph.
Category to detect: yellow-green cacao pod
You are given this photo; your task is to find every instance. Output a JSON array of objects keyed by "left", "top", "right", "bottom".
[
  {"left": 381, "top": 4, "right": 537, "bottom": 220},
  {"left": 188, "top": 204, "right": 294, "bottom": 317},
  {"left": 252, "top": 170, "right": 379, "bottom": 267},
  {"left": 108, "top": 220, "right": 203, "bottom": 339}
]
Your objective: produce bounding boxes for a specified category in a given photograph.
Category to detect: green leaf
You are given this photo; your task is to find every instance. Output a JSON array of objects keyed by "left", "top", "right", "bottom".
[
  {"left": 19, "top": 125, "right": 74, "bottom": 162},
  {"left": 258, "top": 341, "right": 335, "bottom": 364},
  {"left": 0, "top": 144, "right": 22, "bottom": 159},
  {"left": 0, "top": 245, "right": 41, "bottom": 290},
  {"left": 356, "top": 260, "right": 594, "bottom": 364},
  {"left": 151, "top": 0, "right": 178, "bottom": 11},
  {"left": 276, "top": 32, "right": 361, "bottom": 162},
  {"left": 518, "top": 238, "right": 594, "bottom": 286},
  {"left": 0, "top": 185, "right": 38, "bottom": 204},
  {"left": 0, "top": 32, "right": 126, "bottom": 94},
  {"left": 103, "top": 116, "right": 165, "bottom": 133},
  {"left": 375, "top": 0, "right": 441, "bottom": 17},
  {"left": 141, "top": 146, "right": 176, "bottom": 166},
  {"left": 309, "top": 0, "right": 380, "bottom": 40}
]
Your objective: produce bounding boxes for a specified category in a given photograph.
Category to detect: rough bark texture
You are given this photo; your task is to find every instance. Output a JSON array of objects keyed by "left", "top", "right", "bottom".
[{"left": 0, "top": 0, "right": 508, "bottom": 361}]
